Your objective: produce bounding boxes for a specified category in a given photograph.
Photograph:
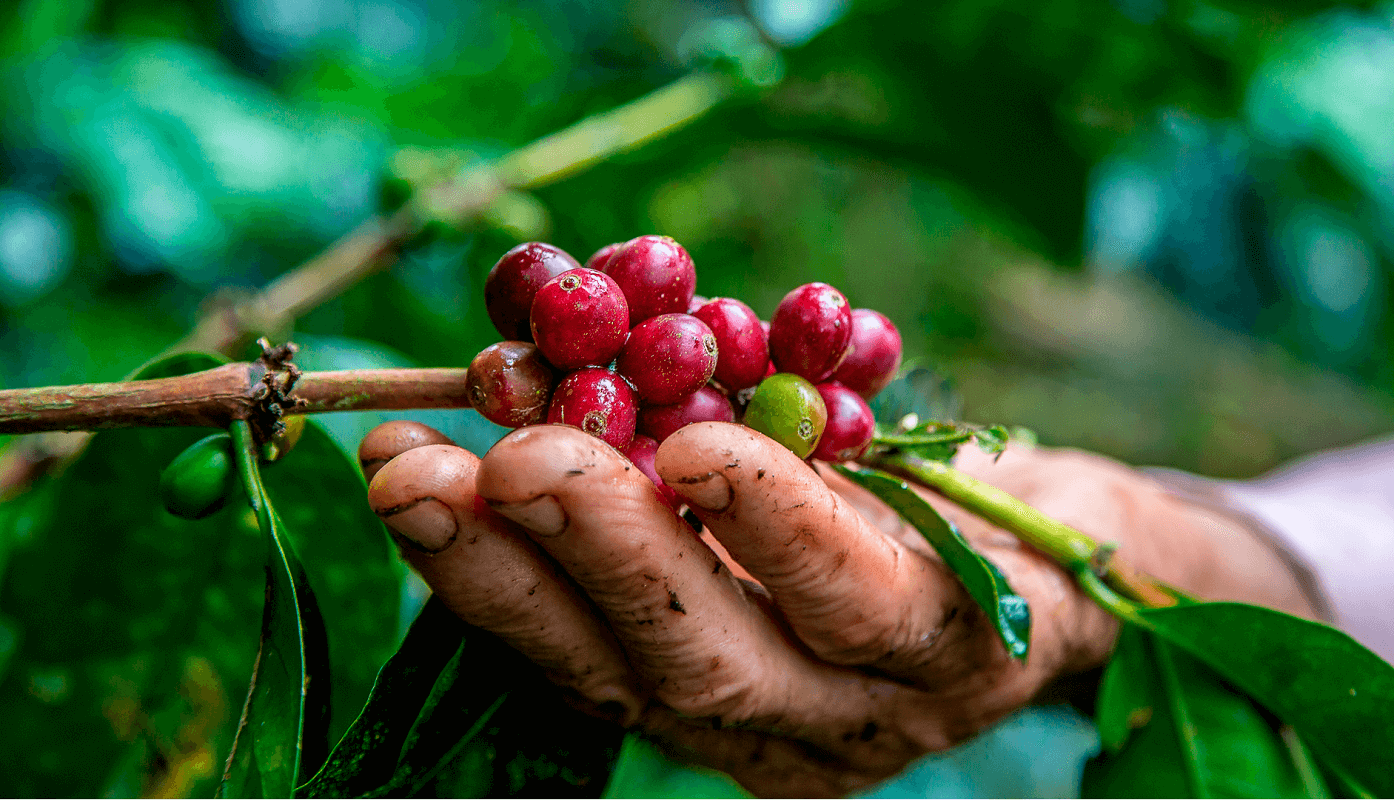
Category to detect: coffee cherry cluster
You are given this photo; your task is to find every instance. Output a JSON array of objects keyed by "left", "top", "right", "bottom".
[{"left": 467, "top": 236, "right": 903, "bottom": 497}]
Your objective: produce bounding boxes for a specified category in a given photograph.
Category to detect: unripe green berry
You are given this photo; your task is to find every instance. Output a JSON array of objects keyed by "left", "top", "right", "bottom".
[
  {"left": 743, "top": 373, "right": 827, "bottom": 459},
  {"left": 261, "top": 415, "right": 306, "bottom": 463},
  {"left": 160, "top": 434, "right": 238, "bottom": 520}
]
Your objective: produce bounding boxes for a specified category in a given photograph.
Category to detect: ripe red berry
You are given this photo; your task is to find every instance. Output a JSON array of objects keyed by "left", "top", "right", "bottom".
[
  {"left": 687, "top": 294, "right": 709, "bottom": 313},
  {"left": 586, "top": 242, "right": 623, "bottom": 272},
  {"left": 832, "top": 309, "right": 903, "bottom": 399},
  {"left": 624, "top": 434, "right": 679, "bottom": 512},
  {"left": 616, "top": 313, "right": 718, "bottom": 404},
  {"left": 692, "top": 297, "right": 769, "bottom": 391},
  {"left": 638, "top": 385, "right": 735, "bottom": 443},
  {"left": 466, "top": 341, "right": 555, "bottom": 428},
  {"left": 547, "top": 368, "right": 637, "bottom": 449},
  {"left": 604, "top": 235, "right": 697, "bottom": 325},
  {"left": 812, "top": 383, "right": 875, "bottom": 461},
  {"left": 768, "top": 282, "right": 853, "bottom": 383},
  {"left": 485, "top": 242, "right": 580, "bottom": 340},
  {"left": 530, "top": 268, "right": 629, "bottom": 370}
]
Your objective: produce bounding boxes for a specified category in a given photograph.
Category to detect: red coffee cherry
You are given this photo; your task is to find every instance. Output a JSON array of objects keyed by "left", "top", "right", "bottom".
[
  {"left": 623, "top": 434, "right": 679, "bottom": 512},
  {"left": 604, "top": 235, "right": 697, "bottom": 326},
  {"left": 466, "top": 341, "right": 555, "bottom": 428},
  {"left": 768, "top": 282, "right": 853, "bottom": 383},
  {"left": 687, "top": 294, "right": 709, "bottom": 313},
  {"left": 832, "top": 309, "right": 903, "bottom": 399},
  {"left": 585, "top": 242, "right": 623, "bottom": 272},
  {"left": 638, "top": 385, "right": 735, "bottom": 443},
  {"left": 616, "top": 313, "right": 718, "bottom": 404},
  {"left": 547, "top": 368, "right": 637, "bottom": 449},
  {"left": 485, "top": 242, "right": 580, "bottom": 340},
  {"left": 812, "top": 382, "right": 875, "bottom": 461},
  {"left": 692, "top": 297, "right": 769, "bottom": 391},
  {"left": 530, "top": 268, "right": 629, "bottom": 370}
]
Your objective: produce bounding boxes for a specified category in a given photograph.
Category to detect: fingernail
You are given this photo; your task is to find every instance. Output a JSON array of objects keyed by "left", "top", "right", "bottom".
[
  {"left": 490, "top": 495, "right": 568, "bottom": 537},
  {"left": 376, "top": 497, "right": 458, "bottom": 554},
  {"left": 587, "top": 683, "right": 644, "bottom": 727},
  {"left": 671, "top": 470, "right": 733, "bottom": 513}
]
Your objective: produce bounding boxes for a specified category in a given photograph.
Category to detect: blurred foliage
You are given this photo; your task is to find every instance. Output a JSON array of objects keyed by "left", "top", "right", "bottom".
[{"left": 1, "top": 0, "right": 1393, "bottom": 795}]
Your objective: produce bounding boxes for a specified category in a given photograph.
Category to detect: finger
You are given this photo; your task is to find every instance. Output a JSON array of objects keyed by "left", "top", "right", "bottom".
[
  {"left": 474, "top": 426, "right": 915, "bottom": 767},
  {"left": 367, "top": 444, "right": 645, "bottom": 724},
  {"left": 655, "top": 422, "right": 983, "bottom": 682},
  {"left": 358, "top": 420, "right": 455, "bottom": 482}
]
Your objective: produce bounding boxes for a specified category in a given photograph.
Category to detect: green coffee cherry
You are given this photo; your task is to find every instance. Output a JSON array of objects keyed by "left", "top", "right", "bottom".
[
  {"left": 743, "top": 373, "right": 827, "bottom": 459},
  {"left": 160, "top": 434, "right": 238, "bottom": 520},
  {"left": 261, "top": 415, "right": 306, "bottom": 463}
]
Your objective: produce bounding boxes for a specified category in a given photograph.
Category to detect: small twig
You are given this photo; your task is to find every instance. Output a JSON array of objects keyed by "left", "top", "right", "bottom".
[{"left": 0, "top": 365, "right": 473, "bottom": 435}]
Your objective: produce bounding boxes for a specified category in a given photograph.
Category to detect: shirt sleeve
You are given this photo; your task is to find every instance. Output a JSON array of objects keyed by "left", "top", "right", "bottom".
[{"left": 1156, "top": 437, "right": 1394, "bottom": 663}]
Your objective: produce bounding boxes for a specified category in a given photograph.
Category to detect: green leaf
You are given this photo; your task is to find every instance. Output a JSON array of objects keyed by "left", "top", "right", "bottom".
[
  {"left": 867, "top": 367, "right": 961, "bottom": 431},
  {"left": 0, "top": 352, "right": 263, "bottom": 798},
  {"left": 220, "top": 421, "right": 332, "bottom": 798},
  {"left": 300, "top": 596, "right": 624, "bottom": 798},
  {"left": 603, "top": 733, "right": 749, "bottom": 798},
  {"left": 831, "top": 465, "right": 1030, "bottom": 661},
  {"left": 1135, "top": 603, "right": 1394, "bottom": 798},
  {"left": 1085, "top": 624, "right": 1313, "bottom": 798},
  {"left": 973, "top": 425, "right": 1009, "bottom": 458},
  {"left": 258, "top": 420, "right": 403, "bottom": 749}
]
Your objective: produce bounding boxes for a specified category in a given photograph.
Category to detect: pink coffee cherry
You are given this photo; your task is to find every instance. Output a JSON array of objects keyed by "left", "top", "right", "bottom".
[
  {"left": 693, "top": 297, "right": 769, "bottom": 391},
  {"left": 768, "top": 282, "right": 853, "bottom": 383},
  {"left": 624, "top": 434, "right": 679, "bottom": 511},
  {"left": 812, "top": 382, "right": 875, "bottom": 461},
  {"left": 616, "top": 313, "right": 718, "bottom": 404},
  {"left": 604, "top": 235, "right": 697, "bottom": 326},
  {"left": 530, "top": 268, "right": 629, "bottom": 370},
  {"left": 687, "top": 294, "right": 709, "bottom": 313},
  {"left": 638, "top": 385, "right": 735, "bottom": 443},
  {"left": 485, "top": 242, "right": 581, "bottom": 340},
  {"left": 832, "top": 309, "right": 903, "bottom": 399},
  {"left": 585, "top": 242, "right": 623, "bottom": 272},
  {"left": 547, "top": 368, "right": 637, "bottom": 449}
]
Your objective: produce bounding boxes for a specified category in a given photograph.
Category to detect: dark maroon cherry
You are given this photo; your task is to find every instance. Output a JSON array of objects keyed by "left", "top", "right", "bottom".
[
  {"left": 624, "top": 434, "right": 679, "bottom": 512},
  {"left": 547, "top": 368, "right": 637, "bottom": 449},
  {"left": 466, "top": 341, "right": 555, "bottom": 428},
  {"left": 768, "top": 282, "right": 852, "bottom": 383},
  {"left": 693, "top": 297, "right": 769, "bottom": 391},
  {"left": 638, "top": 385, "right": 735, "bottom": 443},
  {"left": 604, "top": 235, "right": 697, "bottom": 326},
  {"left": 616, "top": 313, "right": 717, "bottom": 404},
  {"left": 832, "top": 309, "right": 903, "bottom": 399},
  {"left": 530, "top": 268, "right": 629, "bottom": 370},
  {"left": 485, "top": 242, "right": 580, "bottom": 340},
  {"left": 812, "top": 382, "right": 875, "bottom": 461},
  {"left": 586, "top": 242, "right": 623, "bottom": 272}
]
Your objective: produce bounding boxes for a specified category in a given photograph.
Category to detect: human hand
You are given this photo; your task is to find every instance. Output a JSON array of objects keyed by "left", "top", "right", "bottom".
[{"left": 360, "top": 421, "right": 1317, "bottom": 797}]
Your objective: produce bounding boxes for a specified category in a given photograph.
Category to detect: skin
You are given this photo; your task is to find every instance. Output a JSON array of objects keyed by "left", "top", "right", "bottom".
[{"left": 360, "top": 421, "right": 1318, "bottom": 798}]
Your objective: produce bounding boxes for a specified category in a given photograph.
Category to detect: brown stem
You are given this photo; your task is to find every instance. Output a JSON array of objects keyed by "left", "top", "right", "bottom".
[{"left": 0, "top": 366, "right": 472, "bottom": 435}]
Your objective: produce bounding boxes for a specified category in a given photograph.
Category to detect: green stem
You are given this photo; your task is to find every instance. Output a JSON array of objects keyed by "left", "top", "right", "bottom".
[
  {"left": 230, "top": 420, "right": 268, "bottom": 516},
  {"left": 865, "top": 451, "right": 1176, "bottom": 608},
  {"left": 871, "top": 431, "right": 974, "bottom": 448}
]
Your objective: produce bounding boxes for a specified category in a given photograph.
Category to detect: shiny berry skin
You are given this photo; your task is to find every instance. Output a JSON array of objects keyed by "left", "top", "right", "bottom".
[
  {"left": 485, "top": 242, "right": 581, "bottom": 340},
  {"left": 693, "top": 298, "right": 769, "bottom": 391},
  {"left": 832, "top": 309, "right": 903, "bottom": 399},
  {"left": 638, "top": 385, "right": 735, "bottom": 443},
  {"left": 768, "top": 282, "right": 853, "bottom": 383},
  {"left": 624, "top": 435, "right": 679, "bottom": 511},
  {"left": 530, "top": 268, "right": 629, "bottom": 370},
  {"left": 744, "top": 373, "right": 827, "bottom": 459},
  {"left": 466, "top": 341, "right": 555, "bottom": 428},
  {"left": 547, "top": 368, "right": 637, "bottom": 449},
  {"left": 687, "top": 294, "right": 709, "bottom": 313},
  {"left": 616, "top": 313, "right": 718, "bottom": 404},
  {"left": 604, "top": 235, "right": 697, "bottom": 325},
  {"left": 586, "top": 242, "right": 623, "bottom": 272},
  {"left": 812, "top": 383, "right": 876, "bottom": 461}
]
